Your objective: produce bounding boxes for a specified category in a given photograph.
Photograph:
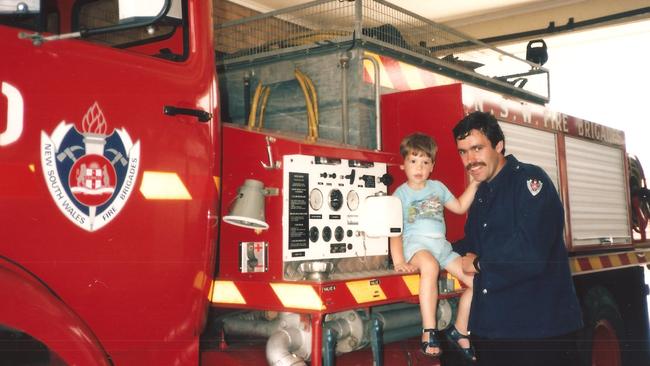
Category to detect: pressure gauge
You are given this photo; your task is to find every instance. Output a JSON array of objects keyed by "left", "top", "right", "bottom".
[
  {"left": 309, "top": 227, "right": 320, "bottom": 242},
  {"left": 346, "top": 190, "right": 359, "bottom": 211},
  {"left": 335, "top": 226, "right": 345, "bottom": 242},
  {"left": 322, "top": 226, "right": 332, "bottom": 242},
  {"left": 309, "top": 188, "right": 323, "bottom": 210},
  {"left": 329, "top": 189, "right": 343, "bottom": 211}
]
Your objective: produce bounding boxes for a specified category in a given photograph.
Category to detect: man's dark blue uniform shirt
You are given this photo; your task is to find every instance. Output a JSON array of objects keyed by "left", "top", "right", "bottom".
[{"left": 455, "top": 155, "right": 583, "bottom": 339}]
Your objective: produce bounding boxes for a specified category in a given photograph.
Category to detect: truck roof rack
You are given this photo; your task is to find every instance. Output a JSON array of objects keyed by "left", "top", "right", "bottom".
[{"left": 214, "top": 0, "right": 550, "bottom": 104}]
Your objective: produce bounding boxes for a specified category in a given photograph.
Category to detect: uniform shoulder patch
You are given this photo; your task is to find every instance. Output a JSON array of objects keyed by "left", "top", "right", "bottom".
[{"left": 526, "top": 178, "right": 543, "bottom": 196}]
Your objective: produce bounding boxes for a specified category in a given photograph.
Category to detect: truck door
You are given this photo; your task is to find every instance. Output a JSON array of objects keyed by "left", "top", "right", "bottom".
[{"left": 0, "top": 1, "right": 218, "bottom": 364}]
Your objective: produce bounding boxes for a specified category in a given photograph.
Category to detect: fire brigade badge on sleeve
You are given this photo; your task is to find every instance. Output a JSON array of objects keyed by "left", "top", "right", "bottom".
[
  {"left": 526, "top": 178, "right": 543, "bottom": 197},
  {"left": 40, "top": 102, "right": 141, "bottom": 232}
]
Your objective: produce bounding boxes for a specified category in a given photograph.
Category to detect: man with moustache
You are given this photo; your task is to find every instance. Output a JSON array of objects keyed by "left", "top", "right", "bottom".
[{"left": 451, "top": 111, "right": 583, "bottom": 366}]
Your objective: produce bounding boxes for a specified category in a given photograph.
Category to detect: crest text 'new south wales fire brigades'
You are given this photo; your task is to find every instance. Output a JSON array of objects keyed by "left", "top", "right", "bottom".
[{"left": 40, "top": 102, "right": 140, "bottom": 232}]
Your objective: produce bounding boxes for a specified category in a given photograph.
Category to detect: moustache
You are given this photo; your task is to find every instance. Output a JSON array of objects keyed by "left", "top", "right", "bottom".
[{"left": 466, "top": 162, "right": 486, "bottom": 171}]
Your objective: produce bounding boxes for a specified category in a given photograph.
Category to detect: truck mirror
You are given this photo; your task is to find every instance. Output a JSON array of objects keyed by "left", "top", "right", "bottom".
[{"left": 0, "top": 0, "right": 40, "bottom": 13}]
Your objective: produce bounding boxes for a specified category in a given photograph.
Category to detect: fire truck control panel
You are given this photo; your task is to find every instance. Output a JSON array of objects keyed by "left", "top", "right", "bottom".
[{"left": 282, "top": 154, "right": 390, "bottom": 262}]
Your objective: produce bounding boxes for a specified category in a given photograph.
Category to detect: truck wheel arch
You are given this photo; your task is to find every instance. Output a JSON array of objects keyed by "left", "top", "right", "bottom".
[
  {"left": 579, "top": 286, "right": 624, "bottom": 366},
  {"left": 0, "top": 259, "right": 111, "bottom": 366}
]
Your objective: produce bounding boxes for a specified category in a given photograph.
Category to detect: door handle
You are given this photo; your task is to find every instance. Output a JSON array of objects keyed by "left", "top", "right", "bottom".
[{"left": 163, "top": 105, "right": 212, "bottom": 123}]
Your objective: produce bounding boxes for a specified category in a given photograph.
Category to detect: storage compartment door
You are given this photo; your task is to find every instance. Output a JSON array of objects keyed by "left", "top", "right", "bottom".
[{"left": 565, "top": 137, "right": 631, "bottom": 246}]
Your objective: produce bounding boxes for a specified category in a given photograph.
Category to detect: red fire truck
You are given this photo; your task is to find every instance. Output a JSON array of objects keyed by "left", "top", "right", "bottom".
[{"left": 1, "top": 1, "right": 649, "bottom": 365}]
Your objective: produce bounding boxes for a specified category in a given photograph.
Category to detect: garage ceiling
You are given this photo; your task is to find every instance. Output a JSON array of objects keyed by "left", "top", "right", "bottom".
[
  {"left": 228, "top": 0, "right": 650, "bottom": 43},
  {"left": 229, "top": 0, "right": 542, "bottom": 21}
]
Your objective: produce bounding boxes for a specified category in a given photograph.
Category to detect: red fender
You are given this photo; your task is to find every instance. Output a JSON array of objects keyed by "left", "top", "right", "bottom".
[{"left": 0, "top": 258, "right": 111, "bottom": 366}]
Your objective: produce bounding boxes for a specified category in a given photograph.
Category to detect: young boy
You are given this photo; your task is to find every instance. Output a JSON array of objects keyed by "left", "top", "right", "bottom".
[{"left": 391, "top": 132, "right": 478, "bottom": 362}]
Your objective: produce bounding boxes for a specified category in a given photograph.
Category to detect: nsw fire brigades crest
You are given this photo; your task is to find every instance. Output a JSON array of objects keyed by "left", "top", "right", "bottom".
[{"left": 40, "top": 102, "right": 140, "bottom": 232}]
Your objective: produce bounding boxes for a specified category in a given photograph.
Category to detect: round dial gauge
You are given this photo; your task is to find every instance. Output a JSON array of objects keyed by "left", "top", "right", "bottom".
[
  {"left": 322, "top": 226, "right": 332, "bottom": 242},
  {"left": 346, "top": 190, "right": 359, "bottom": 211},
  {"left": 329, "top": 189, "right": 343, "bottom": 211},
  {"left": 309, "top": 227, "right": 320, "bottom": 242},
  {"left": 335, "top": 226, "right": 344, "bottom": 242},
  {"left": 309, "top": 188, "right": 323, "bottom": 210}
]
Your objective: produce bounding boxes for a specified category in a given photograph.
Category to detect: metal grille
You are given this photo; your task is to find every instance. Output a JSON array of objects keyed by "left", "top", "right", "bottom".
[
  {"left": 214, "top": 0, "right": 550, "bottom": 103},
  {"left": 215, "top": 0, "right": 356, "bottom": 60},
  {"left": 359, "top": 1, "right": 474, "bottom": 56}
]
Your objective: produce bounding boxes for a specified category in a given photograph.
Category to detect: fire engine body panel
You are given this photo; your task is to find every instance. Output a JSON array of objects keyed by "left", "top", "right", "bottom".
[
  {"left": 0, "top": 1, "right": 649, "bottom": 366},
  {"left": 1, "top": 1, "right": 219, "bottom": 365}
]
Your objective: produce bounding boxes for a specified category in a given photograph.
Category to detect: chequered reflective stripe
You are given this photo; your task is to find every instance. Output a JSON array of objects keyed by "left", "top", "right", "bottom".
[
  {"left": 362, "top": 51, "right": 455, "bottom": 91},
  {"left": 211, "top": 280, "right": 324, "bottom": 309},
  {"left": 346, "top": 279, "right": 387, "bottom": 303},
  {"left": 402, "top": 273, "right": 463, "bottom": 296},
  {"left": 571, "top": 250, "right": 649, "bottom": 274},
  {"left": 213, "top": 273, "right": 471, "bottom": 310}
]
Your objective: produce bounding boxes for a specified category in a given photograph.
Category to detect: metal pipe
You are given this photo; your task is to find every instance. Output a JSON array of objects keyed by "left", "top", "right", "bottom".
[
  {"left": 478, "top": 7, "right": 650, "bottom": 46},
  {"left": 221, "top": 312, "right": 312, "bottom": 365},
  {"left": 340, "top": 53, "right": 350, "bottom": 144},
  {"left": 321, "top": 310, "right": 367, "bottom": 356},
  {"left": 323, "top": 317, "right": 352, "bottom": 340},
  {"left": 266, "top": 328, "right": 308, "bottom": 366},
  {"left": 222, "top": 316, "right": 278, "bottom": 338},
  {"left": 369, "top": 304, "right": 423, "bottom": 344},
  {"left": 219, "top": 305, "right": 426, "bottom": 364},
  {"left": 354, "top": 0, "right": 363, "bottom": 38},
  {"left": 323, "top": 327, "right": 337, "bottom": 366},
  {"left": 243, "top": 72, "right": 251, "bottom": 124},
  {"left": 361, "top": 55, "right": 382, "bottom": 150},
  {"left": 373, "top": 307, "right": 421, "bottom": 331},
  {"left": 369, "top": 317, "right": 383, "bottom": 366},
  {"left": 381, "top": 325, "right": 422, "bottom": 344},
  {"left": 371, "top": 301, "right": 453, "bottom": 343}
]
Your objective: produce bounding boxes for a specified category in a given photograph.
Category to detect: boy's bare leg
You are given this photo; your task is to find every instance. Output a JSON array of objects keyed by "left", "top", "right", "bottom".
[
  {"left": 445, "top": 257, "right": 474, "bottom": 349},
  {"left": 410, "top": 251, "right": 440, "bottom": 354}
]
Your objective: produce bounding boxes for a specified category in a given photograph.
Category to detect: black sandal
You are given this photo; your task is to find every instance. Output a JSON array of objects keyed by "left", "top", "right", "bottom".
[
  {"left": 420, "top": 328, "right": 442, "bottom": 358},
  {"left": 446, "top": 324, "right": 476, "bottom": 363}
]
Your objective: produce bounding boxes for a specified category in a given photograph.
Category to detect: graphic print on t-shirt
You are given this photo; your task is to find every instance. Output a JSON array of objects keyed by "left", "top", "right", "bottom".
[{"left": 407, "top": 195, "right": 443, "bottom": 223}]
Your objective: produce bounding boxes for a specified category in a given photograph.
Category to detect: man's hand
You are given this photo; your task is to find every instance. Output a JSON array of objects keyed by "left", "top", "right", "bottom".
[
  {"left": 394, "top": 262, "right": 417, "bottom": 272},
  {"left": 462, "top": 253, "right": 478, "bottom": 273}
]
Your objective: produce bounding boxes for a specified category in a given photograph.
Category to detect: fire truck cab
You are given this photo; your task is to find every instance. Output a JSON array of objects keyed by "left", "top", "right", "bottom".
[
  {"left": 2, "top": 1, "right": 218, "bottom": 365},
  {"left": 1, "top": 0, "right": 649, "bottom": 365}
]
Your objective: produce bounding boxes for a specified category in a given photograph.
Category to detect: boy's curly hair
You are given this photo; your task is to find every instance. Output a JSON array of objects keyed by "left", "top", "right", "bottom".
[{"left": 399, "top": 132, "right": 437, "bottom": 159}]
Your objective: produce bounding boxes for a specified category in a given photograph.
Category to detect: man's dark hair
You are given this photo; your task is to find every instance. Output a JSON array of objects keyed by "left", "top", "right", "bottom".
[{"left": 452, "top": 111, "right": 506, "bottom": 155}]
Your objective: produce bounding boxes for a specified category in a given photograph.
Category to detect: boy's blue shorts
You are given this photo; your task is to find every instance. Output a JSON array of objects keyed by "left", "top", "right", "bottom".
[{"left": 403, "top": 235, "right": 459, "bottom": 269}]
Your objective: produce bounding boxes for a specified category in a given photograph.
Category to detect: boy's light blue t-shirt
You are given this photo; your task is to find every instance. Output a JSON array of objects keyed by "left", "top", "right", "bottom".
[{"left": 393, "top": 180, "right": 453, "bottom": 238}]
